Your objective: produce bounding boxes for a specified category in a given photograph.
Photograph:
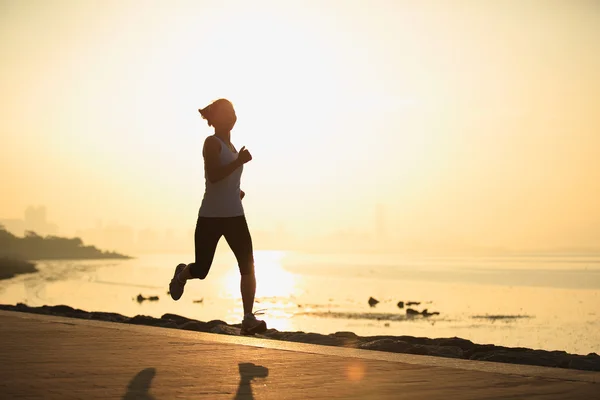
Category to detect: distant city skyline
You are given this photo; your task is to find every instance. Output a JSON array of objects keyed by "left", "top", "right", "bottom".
[
  {"left": 2, "top": 205, "right": 599, "bottom": 257},
  {"left": 1, "top": 206, "right": 58, "bottom": 237},
  {"left": 1, "top": 205, "right": 401, "bottom": 255}
]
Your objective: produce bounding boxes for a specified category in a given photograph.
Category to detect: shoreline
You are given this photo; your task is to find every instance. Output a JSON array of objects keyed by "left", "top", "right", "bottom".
[
  {"left": 0, "top": 255, "right": 131, "bottom": 281},
  {"left": 0, "top": 228, "right": 131, "bottom": 261},
  {"left": 0, "top": 257, "right": 38, "bottom": 280},
  {"left": 2, "top": 303, "right": 599, "bottom": 372}
]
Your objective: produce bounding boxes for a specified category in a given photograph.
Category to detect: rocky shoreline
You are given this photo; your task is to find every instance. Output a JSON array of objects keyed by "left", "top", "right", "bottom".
[
  {"left": 0, "top": 228, "right": 130, "bottom": 261},
  {"left": 2, "top": 303, "right": 599, "bottom": 372},
  {"left": 0, "top": 257, "right": 37, "bottom": 280}
]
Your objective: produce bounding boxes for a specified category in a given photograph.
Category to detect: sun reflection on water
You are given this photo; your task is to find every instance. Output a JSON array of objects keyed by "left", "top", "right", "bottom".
[
  {"left": 223, "top": 250, "right": 297, "bottom": 297},
  {"left": 221, "top": 250, "right": 298, "bottom": 330}
]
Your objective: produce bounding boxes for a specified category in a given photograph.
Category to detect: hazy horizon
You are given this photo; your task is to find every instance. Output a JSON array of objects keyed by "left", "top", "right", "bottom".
[{"left": 2, "top": 1, "right": 599, "bottom": 255}]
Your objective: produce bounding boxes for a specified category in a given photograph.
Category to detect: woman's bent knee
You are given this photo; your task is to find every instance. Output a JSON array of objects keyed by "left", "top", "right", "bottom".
[{"left": 188, "top": 262, "right": 210, "bottom": 280}]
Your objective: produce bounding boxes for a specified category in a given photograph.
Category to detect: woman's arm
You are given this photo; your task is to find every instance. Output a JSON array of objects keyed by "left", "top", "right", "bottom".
[{"left": 203, "top": 137, "right": 251, "bottom": 183}]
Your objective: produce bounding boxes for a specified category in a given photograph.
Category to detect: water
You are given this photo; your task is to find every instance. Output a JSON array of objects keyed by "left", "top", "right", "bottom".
[{"left": 0, "top": 250, "right": 599, "bottom": 355}]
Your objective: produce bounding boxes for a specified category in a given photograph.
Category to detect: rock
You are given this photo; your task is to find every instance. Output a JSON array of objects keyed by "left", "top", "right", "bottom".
[
  {"left": 397, "top": 301, "right": 404, "bottom": 309},
  {"left": 90, "top": 312, "right": 128, "bottom": 323},
  {"left": 468, "top": 349, "right": 570, "bottom": 368},
  {"left": 129, "top": 315, "right": 176, "bottom": 328},
  {"left": 128, "top": 315, "right": 158, "bottom": 325},
  {"left": 179, "top": 321, "right": 210, "bottom": 332},
  {"left": 394, "top": 335, "right": 431, "bottom": 346},
  {"left": 406, "top": 308, "right": 420, "bottom": 315},
  {"left": 40, "top": 305, "right": 90, "bottom": 319},
  {"left": 263, "top": 330, "right": 287, "bottom": 340},
  {"left": 422, "top": 309, "right": 440, "bottom": 317},
  {"left": 435, "top": 337, "right": 475, "bottom": 351},
  {"left": 136, "top": 294, "right": 159, "bottom": 303},
  {"left": 45, "top": 305, "right": 78, "bottom": 314},
  {"left": 359, "top": 339, "right": 463, "bottom": 359},
  {"left": 284, "top": 332, "right": 347, "bottom": 346},
  {"left": 210, "top": 324, "right": 239, "bottom": 335},
  {"left": 161, "top": 313, "right": 194, "bottom": 325},
  {"left": 400, "top": 344, "right": 463, "bottom": 358},
  {"left": 463, "top": 344, "right": 497, "bottom": 358},
  {"left": 193, "top": 298, "right": 204, "bottom": 303},
  {"left": 332, "top": 331, "right": 358, "bottom": 339},
  {"left": 259, "top": 328, "right": 279, "bottom": 338},
  {"left": 569, "top": 356, "right": 600, "bottom": 372},
  {"left": 359, "top": 339, "right": 412, "bottom": 353},
  {"left": 16, "top": 303, "right": 31, "bottom": 312},
  {"left": 368, "top": 297, "right": 379, "bottom": 307},
  {"left": 161, "top": 320, "right": 178, "bottom": 328},
  {"left": 13, "top": 304, "right": 48, "bottom": 315},
  {"left": 206, "top": 319, "right": 229, "bottom": 329},
  {"left": 420, "top": 345, "right": 463, "bottom": 359},
  {"left": 406, "top": 301, "right": 421, "bottom": 306}
]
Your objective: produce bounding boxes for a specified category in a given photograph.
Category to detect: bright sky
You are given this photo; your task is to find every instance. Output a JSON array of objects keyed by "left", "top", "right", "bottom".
[{"left": 1, "top": 0, "right": 599, "bottom": 253}]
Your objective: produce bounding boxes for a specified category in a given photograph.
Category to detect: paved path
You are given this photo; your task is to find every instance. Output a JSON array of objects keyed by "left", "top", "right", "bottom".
[{"left": 0, "top": 311, "right": 597, "bottom": 399}]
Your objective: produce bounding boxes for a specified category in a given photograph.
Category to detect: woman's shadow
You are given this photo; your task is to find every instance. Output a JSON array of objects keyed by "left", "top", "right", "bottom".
[
  {"left": 120, "top": 363, "right": 268, "bottom": 400},
  {"left": 122, "top": 368, "right": 156, "bottom": 400},
  {"left": 235, "top": 363, "right": 269, "bottom": 400}
]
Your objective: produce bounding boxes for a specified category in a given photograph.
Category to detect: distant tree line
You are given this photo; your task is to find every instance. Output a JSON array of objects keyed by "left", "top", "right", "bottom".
[{"left": 0, "top": 226, "right": 130, "bottom": 260}]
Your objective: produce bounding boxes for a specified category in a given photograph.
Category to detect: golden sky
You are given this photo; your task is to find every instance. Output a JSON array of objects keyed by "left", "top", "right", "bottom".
[{"left": 1, "top": 0, "right": 599, "bottom": 253}]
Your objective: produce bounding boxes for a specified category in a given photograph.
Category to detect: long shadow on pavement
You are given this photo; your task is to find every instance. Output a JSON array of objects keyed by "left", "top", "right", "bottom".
[
  {"left": 122, "top": 367, "right": 157, "bottom": 400},
  {"left": 235, "top": 363, "right": 269, "bottom": 400},
  {"left": 120, "top": 363, "right": 268, "bottom": 400}
]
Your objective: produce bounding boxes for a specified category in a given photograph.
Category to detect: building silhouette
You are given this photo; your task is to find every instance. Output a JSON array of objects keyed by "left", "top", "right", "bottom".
[{"left": 0, "top": 206, "right": 58, "bottom": 236}]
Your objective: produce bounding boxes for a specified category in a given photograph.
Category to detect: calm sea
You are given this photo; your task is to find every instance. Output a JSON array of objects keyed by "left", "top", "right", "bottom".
[{"left": 1, "top": 250, "right": 598, "bottom": 355}]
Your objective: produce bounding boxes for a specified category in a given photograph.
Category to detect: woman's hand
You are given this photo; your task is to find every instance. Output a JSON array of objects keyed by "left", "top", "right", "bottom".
[
  {"left": 238, "top": 146, "right": 252, "bottom": 164},
  {"left": 240, "top": 190, "right": 245, "bottom": 200}
]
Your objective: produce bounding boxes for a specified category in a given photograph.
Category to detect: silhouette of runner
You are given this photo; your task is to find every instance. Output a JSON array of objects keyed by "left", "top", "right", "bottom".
[{"left": 169, "top": 98, "right": 266, "bottom": 335}]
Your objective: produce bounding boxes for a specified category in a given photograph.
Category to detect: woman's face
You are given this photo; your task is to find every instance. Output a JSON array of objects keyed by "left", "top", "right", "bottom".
[{"left": 215, "top": 107, "right": 237, "bottom": 131}]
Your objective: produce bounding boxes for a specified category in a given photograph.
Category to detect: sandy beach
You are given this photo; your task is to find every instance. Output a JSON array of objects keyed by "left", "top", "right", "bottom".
[{"left": 2, "top": 303, "right": 599, "bottom": 373}]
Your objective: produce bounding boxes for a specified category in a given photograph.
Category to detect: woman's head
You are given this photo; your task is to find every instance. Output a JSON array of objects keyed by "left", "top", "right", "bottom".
[{"left": 199, "top": 98, "right": 237, "bottom": 131}]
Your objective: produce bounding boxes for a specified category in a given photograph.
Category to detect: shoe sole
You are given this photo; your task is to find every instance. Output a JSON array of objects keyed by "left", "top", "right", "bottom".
[{"left": 240, "top": 320, "right": 267, "bottom": 336}]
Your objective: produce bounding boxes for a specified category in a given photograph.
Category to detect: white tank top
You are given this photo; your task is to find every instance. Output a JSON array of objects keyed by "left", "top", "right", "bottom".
[{"left": 198, "top": 136, "right": 244, "bottom": 218}]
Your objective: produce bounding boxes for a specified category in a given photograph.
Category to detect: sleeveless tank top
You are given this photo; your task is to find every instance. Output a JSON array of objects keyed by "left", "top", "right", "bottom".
[{"left": 198, "top": 136, "right": 244, "bottom": 218}]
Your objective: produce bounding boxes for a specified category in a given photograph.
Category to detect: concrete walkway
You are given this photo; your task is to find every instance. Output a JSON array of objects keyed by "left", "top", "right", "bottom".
[{"left": 0, "top": 311, "right": 597, "bottom": 399}]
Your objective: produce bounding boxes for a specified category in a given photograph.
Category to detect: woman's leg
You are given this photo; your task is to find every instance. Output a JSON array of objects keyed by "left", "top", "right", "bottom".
[
  {"left": 187, "top": 216, "right": 222, "bottom": 279},
  {"left": 240, "top": 273, "right": 256, "bottom": 316},
  {"left": 223, "top": 216, "right": 256, "bottom": 315},
  {"left": 169, "top": 216, "right": 222, "bottom": 300}
]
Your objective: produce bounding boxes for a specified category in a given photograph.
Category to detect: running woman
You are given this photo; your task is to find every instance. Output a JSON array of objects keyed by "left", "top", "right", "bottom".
[{"left": 169, "top": 98, "right": 267, "bottom": 335}]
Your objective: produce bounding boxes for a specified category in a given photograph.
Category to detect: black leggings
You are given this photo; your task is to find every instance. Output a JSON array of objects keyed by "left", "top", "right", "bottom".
[{"left": 188, "top": 216, "right": 255, "bottom": 279}]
